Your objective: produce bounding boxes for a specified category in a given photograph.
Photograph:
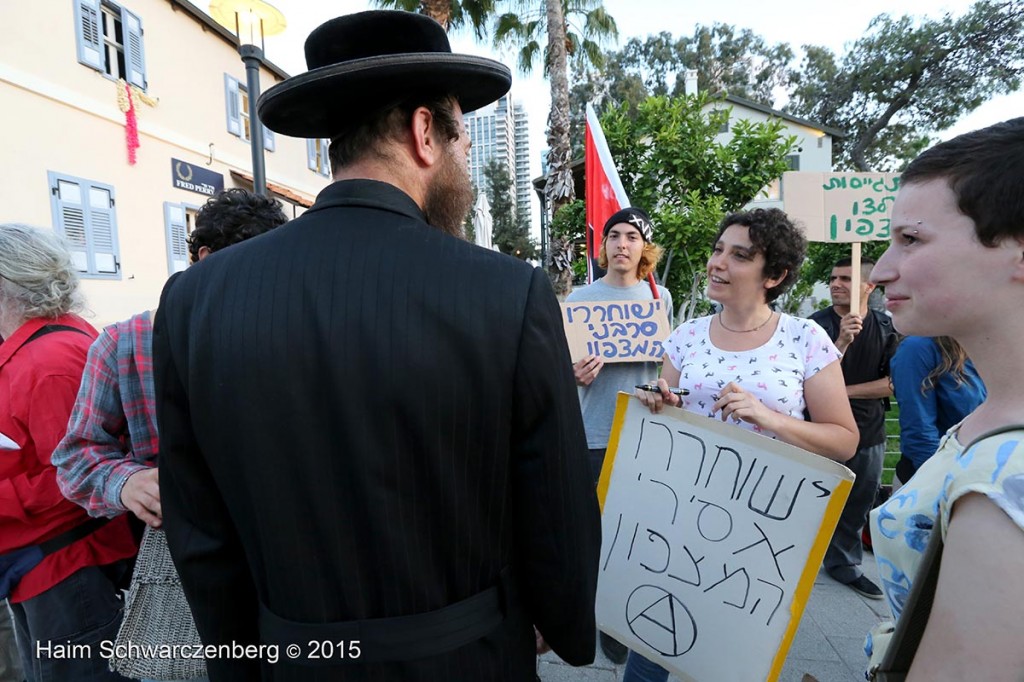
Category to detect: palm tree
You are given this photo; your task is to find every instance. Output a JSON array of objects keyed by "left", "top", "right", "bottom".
[
  {"left": 371, "top": 0, "right": 499, "bottom": 36},
  {"left": 495, "top": 0, "right": 616, "bottom": 294}
]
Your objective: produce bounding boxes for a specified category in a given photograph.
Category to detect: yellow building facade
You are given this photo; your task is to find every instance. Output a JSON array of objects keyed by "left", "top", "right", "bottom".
[{"left": 0, "top": 0, "right": 331, "bottom": 326}]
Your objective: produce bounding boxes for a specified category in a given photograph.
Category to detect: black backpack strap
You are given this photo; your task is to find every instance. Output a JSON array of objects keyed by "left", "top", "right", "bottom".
[
  {"left": 25, "top": 324, "right": 92, "bottom": 345},
  {"left": 37, "top": 517, "right": 111, "bottom": 556}
]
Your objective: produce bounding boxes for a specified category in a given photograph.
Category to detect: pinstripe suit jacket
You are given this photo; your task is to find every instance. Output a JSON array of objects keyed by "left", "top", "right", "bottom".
[{"left": 153, "top": 180, "right": 600, "bottom": 681}]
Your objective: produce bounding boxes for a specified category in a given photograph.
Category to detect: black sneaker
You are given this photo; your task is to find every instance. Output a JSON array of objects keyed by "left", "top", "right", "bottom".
[
  {"left": 599, "top": 632, "right": 628, "bottom": 664},
  {"left": 845, "top": 575, "right": 883, "bottom": 600}
]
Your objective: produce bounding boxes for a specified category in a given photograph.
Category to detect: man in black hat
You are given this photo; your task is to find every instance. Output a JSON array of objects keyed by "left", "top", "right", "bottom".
[
  {"left": 564, "top": 208, "right": 670, "bottom": 665},
  {"left": 153, "top": 10, "right": 600, "bottom": 682}
]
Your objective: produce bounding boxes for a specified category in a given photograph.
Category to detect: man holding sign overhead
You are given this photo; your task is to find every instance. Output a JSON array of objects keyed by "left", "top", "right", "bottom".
[{"left": 565, "top": 207, "right": 671, "bottom": 664}]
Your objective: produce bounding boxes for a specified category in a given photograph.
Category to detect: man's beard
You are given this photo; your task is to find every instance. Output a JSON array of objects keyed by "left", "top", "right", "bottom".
[{"left": 423, "top": 145, "right": 474, "bottom": 239}]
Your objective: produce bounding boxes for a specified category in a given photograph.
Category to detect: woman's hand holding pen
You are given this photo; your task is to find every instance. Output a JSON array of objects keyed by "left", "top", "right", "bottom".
[
  {"left": 712, "top": 382, "right": 777, "bottom": 431},
  {"left": 635, "top": 378, "right": 684, "bottom": 413}
]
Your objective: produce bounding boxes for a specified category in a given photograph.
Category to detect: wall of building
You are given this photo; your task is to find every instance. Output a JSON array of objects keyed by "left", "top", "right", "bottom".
[
  {"left": 710, "top": 103, "right": 835, "bottom": 210},
  {"left": 0, "top": 0, "right": 329, "bottom": 327}
]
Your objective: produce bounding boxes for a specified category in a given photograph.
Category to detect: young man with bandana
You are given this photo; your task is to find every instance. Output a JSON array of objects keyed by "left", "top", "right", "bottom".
[{"left": 565, "top": 207, "right": 671, "bottom": 664}]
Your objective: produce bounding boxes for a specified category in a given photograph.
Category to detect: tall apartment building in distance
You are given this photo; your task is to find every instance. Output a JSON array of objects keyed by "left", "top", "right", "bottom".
[{"left": 465, "top": 94, "right": 531, "bottom": 223}]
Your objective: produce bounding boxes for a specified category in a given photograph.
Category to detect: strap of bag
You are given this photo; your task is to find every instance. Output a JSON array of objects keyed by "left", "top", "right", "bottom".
[
  {"left": 25, "top": 323, "right": 92, "bottom": 344},
  {"left": 875, "top": 423, "right": 1024, "bottom": 679},
  {"left": 37, "top": 517, "right": 111, "bottom": 556}
]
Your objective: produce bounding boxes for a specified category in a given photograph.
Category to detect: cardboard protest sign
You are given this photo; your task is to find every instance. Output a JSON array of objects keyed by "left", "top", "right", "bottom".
[
  {"left": 783, "top": 172, "right": 901, "bottom": 243},
  {"left": 596, "top": 393, "right": 854, "bottom": 682},
  {"left": 561, "top": 300, "right": 672, "bottom": 363}
]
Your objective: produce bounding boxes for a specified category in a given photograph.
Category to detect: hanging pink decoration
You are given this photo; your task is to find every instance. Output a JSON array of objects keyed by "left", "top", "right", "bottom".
[{"left": 124, "top": 85, "right": 140, "bottom": 165}]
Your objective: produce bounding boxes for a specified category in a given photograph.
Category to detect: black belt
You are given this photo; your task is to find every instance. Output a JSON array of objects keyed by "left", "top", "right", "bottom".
[{"left": 258, "top": 567, "right": 513, "bottom": 665}]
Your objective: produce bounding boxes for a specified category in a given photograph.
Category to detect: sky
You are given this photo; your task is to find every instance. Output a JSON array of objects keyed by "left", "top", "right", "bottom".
[{"left": 217, "top": 0, "right": 1023, "bottom": 224}]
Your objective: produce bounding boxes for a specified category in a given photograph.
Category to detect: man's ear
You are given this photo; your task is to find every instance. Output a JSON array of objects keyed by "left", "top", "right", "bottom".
[
  {"left": 197, "top": 245, "right": 212, "bottom": 261},
  {"left": 409, "top": 106, "right": 441, "bottom": 168}
]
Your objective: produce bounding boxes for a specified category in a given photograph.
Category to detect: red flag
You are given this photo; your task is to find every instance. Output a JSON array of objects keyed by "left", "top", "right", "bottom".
[{"left": 584, "top": 104, "right": 659, "bottom": 297}]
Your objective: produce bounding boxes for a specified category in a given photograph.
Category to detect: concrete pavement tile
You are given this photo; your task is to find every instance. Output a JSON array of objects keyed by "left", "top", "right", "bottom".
[
  {"left": 831, "top": 635, "right": 871, "bottom": 676},
  {"left": 785, "top": 615, "right": 841, "bottom": 662},
  {"left": 538, "top": 659, "right": 620, "bottom": 681},
  {"left": 806, "top": 594, "right": 885, "bottom": 639},
  {"left": 780, "top": 658, "right": 857, "bottom": 682}
]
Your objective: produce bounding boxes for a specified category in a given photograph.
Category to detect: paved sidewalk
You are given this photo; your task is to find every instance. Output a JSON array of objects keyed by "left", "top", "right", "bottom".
[{"left": 538, "top": 558, "right": 890, "bottom": 682}]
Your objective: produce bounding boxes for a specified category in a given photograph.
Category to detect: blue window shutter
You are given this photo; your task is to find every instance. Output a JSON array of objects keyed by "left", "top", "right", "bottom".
[
  {"left": 163, "top": 202, "right": 189, "bottom": 274},
  {"left": 48, "top": 172, "right": 121, "bottom": 278},
  {"left": 224, "top": 74, "right": 241, "bottom": 137},
  {"left": 49, "top": 173, "right": 89, "bottom": 272},
  {"left": 87, "top": 183, "right": 120, "bottom": 274},
  {"left": 263, "top": 125, "right": 275, "bottom": 152},
  {"left": 74, "top": 0, "right": 103, "bottom": 72},
  {"left": 121, "top": 7, "right": 147, "bottom": 90},
  {"left": 306, "top": 139, "right": 317, "bottom": 171},
  {"left": 319, "top": 139, "right": 331, "bottom": 177}
]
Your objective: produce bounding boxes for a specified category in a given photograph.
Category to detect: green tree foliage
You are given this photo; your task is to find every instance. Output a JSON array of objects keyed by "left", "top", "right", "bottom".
[
  {"left": 600, "top": 94, "right": 796, "bottom": 316},
  {"left": 569, "top": 24, "right": 793, "bottom": 154},
  {"left": 786, "top": 0, "right": 1024, "bottom": 171},
  {"left": 549, "top": 199, "right": 587, "bottom": 283},
  {"left": 494, "top": 0, "right": 618, "bottom": 75},
  {"left": 493, "top": 0, "right": 616, "bottom": 293},
  {"left": 484, "top": 159, "right": 537, "bottom": 260},
  {"left": 371, "top": 0, "right": 498, "bottom": 36}
]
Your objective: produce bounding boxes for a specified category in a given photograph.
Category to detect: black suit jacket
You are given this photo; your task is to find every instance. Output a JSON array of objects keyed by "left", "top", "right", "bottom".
[{"left": 153, "top": 180, "right": 600, "bottom": 681}]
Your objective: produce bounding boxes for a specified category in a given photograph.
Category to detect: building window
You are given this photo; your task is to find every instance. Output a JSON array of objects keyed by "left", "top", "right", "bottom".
[
  {"left": 163, "top": 202, "right": 199, "bottom": 274},
  {"left": 307, "top": 139, "right": 331, "bottom": 178},
  {"left": 225, "top": 74, "right": 275, "bottom": 151},
  {"left": 786, "top": 154, "right": 800, "bottom": 171},
  {"left": 48, "top": 171, "right": 121, "bottom": 279},
  {"left": 239, "top": 86, "right": 251, "bottom": 142},
  {"left": 75, "top": 0, "right": 147, "bottom": 89}
]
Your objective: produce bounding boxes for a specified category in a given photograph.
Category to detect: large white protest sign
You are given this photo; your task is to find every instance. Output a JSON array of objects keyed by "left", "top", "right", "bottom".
[
  {"left": 596, "top": 393, "right": 854, "bottom": 682},
  {"left": 561, "top": 300, "right": 672, "bottom": 363}
]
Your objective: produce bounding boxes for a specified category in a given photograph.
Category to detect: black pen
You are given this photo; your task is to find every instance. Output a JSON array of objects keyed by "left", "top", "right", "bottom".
[{"left": 635, "top": 384, "right": 689, "bottom": 396}]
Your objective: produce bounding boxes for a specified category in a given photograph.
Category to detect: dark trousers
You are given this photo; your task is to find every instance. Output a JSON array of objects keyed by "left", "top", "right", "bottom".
[
  {"left": 824, "top": 442, "right": 885, "bottom": 583},
  {"left": 588, "top": 448, "right": 607, "bottom": 487},
  {"left": 10, "top": 564, "right": 132, "bottom": 682}
]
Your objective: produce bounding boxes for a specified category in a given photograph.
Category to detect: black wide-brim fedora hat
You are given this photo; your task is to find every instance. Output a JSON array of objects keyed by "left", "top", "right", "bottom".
[{"left": 259, "top": 10, "right": 512, "bottom": 139}]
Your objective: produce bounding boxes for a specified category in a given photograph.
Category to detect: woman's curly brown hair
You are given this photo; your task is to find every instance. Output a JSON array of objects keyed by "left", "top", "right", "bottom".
[{"left": 714, "top": 208, "right": 806, "bottom": 303}]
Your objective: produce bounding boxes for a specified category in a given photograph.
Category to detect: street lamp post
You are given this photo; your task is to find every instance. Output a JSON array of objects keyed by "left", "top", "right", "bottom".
[{"left": 209, "top": 0, "right": 286, "bottom": 196}]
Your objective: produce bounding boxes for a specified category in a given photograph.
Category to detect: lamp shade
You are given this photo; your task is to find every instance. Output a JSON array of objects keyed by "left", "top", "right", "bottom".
[{"left": 209, "top": 0, "right": 287, "bottom": 44}]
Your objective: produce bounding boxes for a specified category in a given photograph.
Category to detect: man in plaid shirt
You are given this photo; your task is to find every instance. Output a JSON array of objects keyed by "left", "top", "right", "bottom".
[{"left": 53, "top": 189, "right": 287, "bottom": 524}]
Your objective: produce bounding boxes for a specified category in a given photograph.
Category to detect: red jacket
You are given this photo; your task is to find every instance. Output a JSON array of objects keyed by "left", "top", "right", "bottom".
[{"left": 0, "top": 313, "right": 137, "bottom": 602}]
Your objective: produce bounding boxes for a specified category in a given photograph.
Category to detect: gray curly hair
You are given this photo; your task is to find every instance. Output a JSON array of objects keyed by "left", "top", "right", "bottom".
[{"left": 0, "top": 224, "right": 83, "bottom": 320}]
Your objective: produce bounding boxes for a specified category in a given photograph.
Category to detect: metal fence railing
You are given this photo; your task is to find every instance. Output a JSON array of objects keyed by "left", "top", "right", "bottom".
[{"left": 883, "top": 404, "right": 900, "bottom": 488}]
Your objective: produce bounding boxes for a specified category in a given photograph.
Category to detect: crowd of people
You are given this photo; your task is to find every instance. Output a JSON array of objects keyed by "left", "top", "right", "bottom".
[{"left": 1, "top": 8, "right": 1021, "bottom": 682}]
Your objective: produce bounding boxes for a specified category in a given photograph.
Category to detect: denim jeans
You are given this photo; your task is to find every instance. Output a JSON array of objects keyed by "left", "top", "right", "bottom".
[
  {"left": 10, "top": 564, "right": 132, "bottom": 682},
  {"left": 622, "top": 650, "right": 669, "bottom": 682}
]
